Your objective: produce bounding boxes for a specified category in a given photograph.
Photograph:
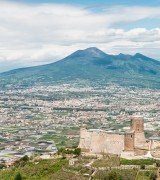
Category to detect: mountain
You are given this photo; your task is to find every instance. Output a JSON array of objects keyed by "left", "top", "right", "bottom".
[{"left": 0, "top": 47, "right": 160, "bottom": 88}]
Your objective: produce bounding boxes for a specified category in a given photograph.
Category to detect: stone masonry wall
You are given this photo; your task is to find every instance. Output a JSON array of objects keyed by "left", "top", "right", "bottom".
[
  {"left": 79, "top": 129, "right": 125, "bottom": 155},
  {"left": 78, "top": 128, "right": 92, "bottom": 150},
  {"left": 124, "top": 133, "right": 134, "bottom": 151}
]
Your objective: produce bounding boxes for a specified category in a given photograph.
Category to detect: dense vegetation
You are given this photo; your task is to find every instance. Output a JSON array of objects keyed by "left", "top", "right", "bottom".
[
  {"left": 0, "top": 159, "right": 68, "bottom": 180},
  {"left": 58, "top": 147, "right": 81, "bottom": 156},
  {"left": 121, "top": 158, "right": 160, "bottom": 166},
  {"left": 0, "top": 155, "right": 159, "bottom": 180}
]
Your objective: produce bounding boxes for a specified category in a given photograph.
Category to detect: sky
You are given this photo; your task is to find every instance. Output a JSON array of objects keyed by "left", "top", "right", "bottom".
[{"left": 0, "top": 0, "right": 160, "bottom": 72}]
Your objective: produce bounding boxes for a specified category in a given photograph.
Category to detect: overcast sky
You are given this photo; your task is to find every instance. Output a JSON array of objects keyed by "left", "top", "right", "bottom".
[{"left": 0, "top": 0, "right": 160, "bottom": 72}]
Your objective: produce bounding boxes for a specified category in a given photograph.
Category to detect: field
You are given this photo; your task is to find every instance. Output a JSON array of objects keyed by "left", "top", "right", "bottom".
[
  {"left": 94, "top": 169, "right": 138, "bottom": 180},
  {"left": 93, "top": 155, "right": 120, "bottom": 167}
]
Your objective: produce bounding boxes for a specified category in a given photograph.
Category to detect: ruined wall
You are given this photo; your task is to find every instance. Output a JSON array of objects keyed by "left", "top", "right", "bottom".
[
  {"left": 78, "top": 117, "right": 160, "bottom": 158},
  {"left": 89, "top": 131, "right": 107, "bottom": 153},
  {"left": 78, "top": 128, "right": 92, "bottom": 151},
  {"left": 131, "top": 117, "right": 147, "bottom": 149},
  {"left": 103, "top": 133, "right": 125, "bottom": 155},
  {"left": 134, "top": 148, "right": 148, "bottom": 156},
  {"left": 89, "top": 132, "right": 125, "bottom": 155},
  {"left": 131, "top": 117, "right": 144, "bottom": 133},
  {"left": 134, "top": 132, "right": 148, "bottom": 149},
  {"left": 151, "top": 140, "right": 160, "bottom": 158},
  {"left": 124, "top": 133, "right": 134, "bottom": 151},
  {"left": 151, "top": 140, "right": 160, "bottom": 149},
  {"left": 79, "top": 129, "right": 125, "bottom": 155}
]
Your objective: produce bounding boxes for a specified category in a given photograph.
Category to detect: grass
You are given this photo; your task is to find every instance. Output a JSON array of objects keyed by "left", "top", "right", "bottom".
[
  {"left": 94, "top": 169, "right": 138, "bottom": 180},
  {"left": 0, "top": 156, "right": 91, "bottom": 180},
  {"left": 48, "top": 170, "right": 88, "bottom": 180},
  {"left": 93, "top": 155, "right": 120, "bottom": 168},
  {"left": 136, "top": 170, "right": 157, "bottom": 180},
  {"left": 0, "top": 155, "right": 159, "bottom": 180},
  {"left": 120, "top": 158, "right": 160, "bottom": 165}
]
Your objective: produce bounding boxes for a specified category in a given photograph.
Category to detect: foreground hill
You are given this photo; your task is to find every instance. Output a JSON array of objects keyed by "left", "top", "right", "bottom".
[
  {"left": 0, "top": 47, "right": 160, "bottom": 88},
  {"left": 0, "top": 155, "right": 159, "bottom": 180}
]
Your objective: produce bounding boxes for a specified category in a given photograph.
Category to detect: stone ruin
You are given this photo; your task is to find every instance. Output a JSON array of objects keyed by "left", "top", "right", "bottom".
[{"left": 78, "top": 117, "right": 160, "bottom": 159}]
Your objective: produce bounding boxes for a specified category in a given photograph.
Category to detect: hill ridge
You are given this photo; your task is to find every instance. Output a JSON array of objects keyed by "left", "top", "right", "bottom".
[{"left": 0, "top": 47, "right": 160, "bottom": 89}]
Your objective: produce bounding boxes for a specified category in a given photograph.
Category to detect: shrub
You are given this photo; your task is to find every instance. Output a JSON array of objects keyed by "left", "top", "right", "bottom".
[
  {"left": 0, "top": 164, "right": 5, "bottom": 169},
  {"left": 74, "top": 148, "right": 81, "bottom": 156},
  {"left": 14, "top": 172, "right": 22, "bottom": 180},
  {"left": 58, "top": 147, "right": 81, "bottom": 156},
  {"left": 145, "top": 171, "right": 150, "bottom": 177},
  {"left": 15, "top": 155, "right": 29, "bottom": 167},
  {"left": 156, "top": 161, "right": 160, "bottom": 167},
  {"left": 150, "top": 172, "right": 157, "bottom": 180},
  {"left": 140, "top": 164, "right": 145, "bottom": 169},
  {"left": 20, "top": 155, "right": 29, "bottom": 162},
  {"left": 58, "top": 148, "right": 65, "bottom": 154},
  {"left": 107, "top": 171, "right": 118, "bottom": 180},
  {"left": 120, "top": 158, "right": 159, "bottom": 165}
]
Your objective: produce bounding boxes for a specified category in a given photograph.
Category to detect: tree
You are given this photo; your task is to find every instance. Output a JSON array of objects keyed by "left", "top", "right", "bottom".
[
  {"left": 15, "top": 155, "right": 29, "bottom": 167},
  {"left": 150, "top": 172, "right": 157, "bottom": 180},
  {"left": 14, "top": 173, "right": 22, "bottom": 180},
  {"left": 140, "top": 164, "right": 145, "bottom": 169},
  {"left": 0, "top": 164, "right": 5, "bottom": 169},
  {"left": 74, "top": 148, "right": 81, "bottom": 156},
  {"left": 156, "top": 161, "right": 160, "bottom": 167},
  {"left": 20, "top": 155, "right": 29, "bottom": 162},
  {"left": 107, "top": 171, "right": 118, "bottom": 180},
  {"left": 58, "top": 148, "right": 65, "bottom": 154}
]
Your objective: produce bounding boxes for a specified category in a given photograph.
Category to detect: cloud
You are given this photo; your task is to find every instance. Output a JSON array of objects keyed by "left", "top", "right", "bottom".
[{"left": 0, "top": 1, "right": 160, "bottom": 71}]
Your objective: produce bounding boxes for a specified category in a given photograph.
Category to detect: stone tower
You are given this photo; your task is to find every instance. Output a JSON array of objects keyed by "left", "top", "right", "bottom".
[
  {"left": 131, "top": 116, "right": 144, "bottom": 133},
  {"left": 131, "top": 116, "right": 146, "bottom": 148},
  {"left": 124, "top": 132, "right": 135, "bottom": 151}
]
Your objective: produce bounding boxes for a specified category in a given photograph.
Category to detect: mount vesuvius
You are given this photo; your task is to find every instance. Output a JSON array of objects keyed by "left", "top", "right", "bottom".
[{"left": 0, "top": 47, "right": 160, "bottom": 88}]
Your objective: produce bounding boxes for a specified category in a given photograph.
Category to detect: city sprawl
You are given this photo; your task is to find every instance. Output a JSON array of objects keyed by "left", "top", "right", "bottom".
[{"left": 0, "top": 83, "right": 160, "bottom": 166}]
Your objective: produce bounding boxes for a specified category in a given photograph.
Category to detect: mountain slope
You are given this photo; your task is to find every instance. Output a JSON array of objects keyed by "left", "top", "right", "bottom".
[{"left": 0, "top": 47, "right": 160, "bottom": 88}]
